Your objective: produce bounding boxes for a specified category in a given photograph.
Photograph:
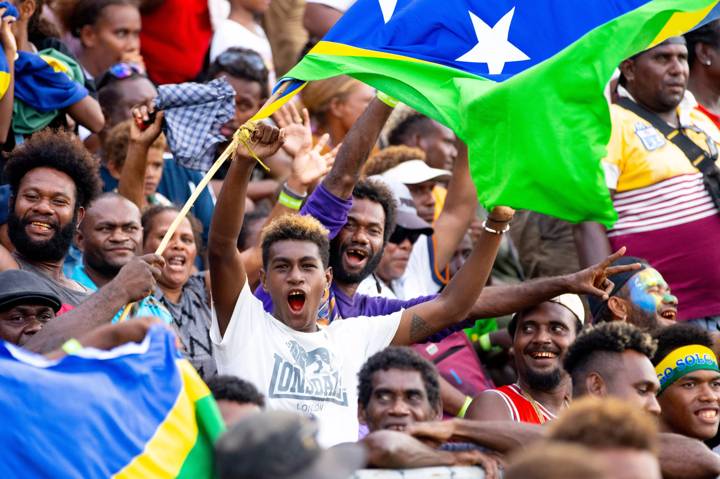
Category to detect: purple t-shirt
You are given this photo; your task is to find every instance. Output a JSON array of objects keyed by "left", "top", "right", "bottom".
[{"left": 254, "top": 183, "right": 472, "bottom": 339}]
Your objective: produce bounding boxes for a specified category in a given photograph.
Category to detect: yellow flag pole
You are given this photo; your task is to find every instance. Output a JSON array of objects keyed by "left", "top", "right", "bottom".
[{"left": 117, "top": 81, "right": 294, "bottom": 322}]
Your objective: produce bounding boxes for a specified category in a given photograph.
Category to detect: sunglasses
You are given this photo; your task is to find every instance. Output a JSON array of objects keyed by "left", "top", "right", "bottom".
[
  {"left": 96, "top": 63, "right": 146, "bottom": 89},
  {"left": 389, "top": 226, "right": 422, "bottom": 245}
]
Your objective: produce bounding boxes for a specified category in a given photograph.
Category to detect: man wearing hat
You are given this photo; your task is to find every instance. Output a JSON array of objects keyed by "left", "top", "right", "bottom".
[
  {"left": 466, "top": 294, "right": 585, "bottom": 424},
  {"left": 0, "top": 269, "right": 61, "bottom": 346},
  {"left": 575, "top": 36, "right": 720, "bottom": 327},
  {"left": 590, "top": 256, "right": 678, "bottom": 331}
]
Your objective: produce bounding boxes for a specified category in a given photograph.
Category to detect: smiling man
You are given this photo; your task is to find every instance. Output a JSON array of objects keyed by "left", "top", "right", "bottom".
[
  {"left": 209, "top": 123, "right": 513, "bottom": 446},
  {"left": 467, "top": 295, "right": 584, "bottom": 424},
  {"left": 652, "top": 324, "right": 720, "bottom": 442}
]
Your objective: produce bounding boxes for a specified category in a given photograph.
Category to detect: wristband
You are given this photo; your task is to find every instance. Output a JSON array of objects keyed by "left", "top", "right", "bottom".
[
  {"left": 61, "top": 338, "right": 83, "bottom": 355},
  {"left": 376, "top": 90, "right": 399, "bottom": 108},
  {"left": 278, "top": 190, "right": 303, "bottom": 210},
  {"left": 282, "top": 182, "right": 307, "bottom": 200},
  {"left": 478, "top": 332, "right": 493, "bottom": 352},
  {"left": 457, "top": 396, "right": 473, "bottom": 418},
  {"left": 481, "top": 220, "right": 510, "bottom": 235}
]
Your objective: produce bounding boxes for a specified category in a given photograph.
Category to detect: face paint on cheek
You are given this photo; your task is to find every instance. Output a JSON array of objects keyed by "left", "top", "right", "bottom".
[
  {"left": 629, "top": 276, "right": 661, "bottom": 315},
  {"left": 663, "top": 293, "right": 678, "bottom": 305}
]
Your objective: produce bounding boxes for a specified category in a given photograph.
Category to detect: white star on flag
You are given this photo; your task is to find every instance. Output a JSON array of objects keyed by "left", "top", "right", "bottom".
[
  {"left": 455, "top": 7, "right": 530, "bottom": 75},
  {"left": 378, "top": 0, "right": 398, "bottom": 23}
]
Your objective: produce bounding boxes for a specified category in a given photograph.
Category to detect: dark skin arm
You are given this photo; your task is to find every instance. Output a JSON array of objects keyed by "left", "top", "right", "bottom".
[
  {"left": 439, "top": 376, "right": 469, "bottom": 416},
  {"left": 303, "top": 3, "right": 343, "bottom": 39},
  {"left": 209, "top": 124, "right": 285, "bottom": 337},
  {"left": 407, "top": 418, "right": 544, "bottom": 454},
  {"left": 23, "top": 254, "right": 164, "bottom": 353},
  {"left": 659, "top": 433, "right": 720, "bottom": 479},
  {"left": 465, "top": 390, "right": 514, "bottom": 422},
  {"left": 362, "top": 430, "right": 500, "bottom": 478},
  {"left": 392, "top": 208, "right": 514, "bottom": 346},
  {"left": 322, "top": 97, "right": 393, "bottom": 200},
  {"left": 66, "top": 96, "right": 105, "bottom": 133},
  {"left": 573, "top": 222, "right": 613, "bottom": 269}
]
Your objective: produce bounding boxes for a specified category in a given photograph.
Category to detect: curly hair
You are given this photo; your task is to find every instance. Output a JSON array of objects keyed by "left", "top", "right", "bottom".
[
  {"left": 352, "top": 178, "right": 397, "bottom": 242},
  {"left": 103, "top": 120, "right": 166, "bottom": 170},
  {"left": 55, "top": 0, "right": 140, "bottom": 37},
  {"left": 206, "top": 47, "right": 270, "bottom": 98},
  {"left": 564, "top": 322, "right": 657, "bottom": 378},
  {"left": 141, "top": 205, "right": 204, "bottom": 252},
  {"left": 362, "top": 145, "right": 426, "bottom": 177},
  {"left": 387, "top": 112, "right": 435, "bottom": 146},
  {"left": 548, "top": 396, "right": 659, "bottom": 454},
  {"left": 4, "top": 129, "right": 101, "bottom": 210},
  {"left": 357, "top": 347, "right": 440, "bottom": 411},
  {"left": 685, "top": 19, "right": 720, "bottom": 67},
  {"left": 206, "top": 375, "right": 265, "bottom": 408},
  {"left": 652, "top": 323, "right": 714, "bottom": 366},
  {"left": 505, "top": 443, "right": 608, "bottom": 479},
  {"left": 261, "top": 214, "right": 330, "bottom": 268}
]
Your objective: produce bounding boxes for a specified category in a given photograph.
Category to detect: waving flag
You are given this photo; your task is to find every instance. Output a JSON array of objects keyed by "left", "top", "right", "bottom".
[
  {"left": 266, "top": 0, "right": 720, "bottom": 225},
  {"left": 0, "top": 2, "right": 18, "bottom": 100},
  {"left": 0, "top": 327, "right": 225, "bottom": 478}
]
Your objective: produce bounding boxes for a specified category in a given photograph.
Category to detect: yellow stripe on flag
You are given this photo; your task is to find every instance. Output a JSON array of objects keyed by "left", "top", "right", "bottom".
[
  {"left": 650, "top": 1, "right": 720, "bottom": 46},
  {"left": 310, "top": 41, "right": 434, "bottom": 65}
]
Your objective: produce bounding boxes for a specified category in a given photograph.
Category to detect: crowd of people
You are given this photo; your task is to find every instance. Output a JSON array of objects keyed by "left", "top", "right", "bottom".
[{"left": 1, "top": 0, "right": 720, "bottom": 478}]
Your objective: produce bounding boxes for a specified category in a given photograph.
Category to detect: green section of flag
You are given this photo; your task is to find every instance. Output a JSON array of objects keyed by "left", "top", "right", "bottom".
[
  {"left": 287, "top": 0, "right": 717, "bottom": 226},
  {"left": 176, "top": 394, "right": 225, "bottom": 479}
]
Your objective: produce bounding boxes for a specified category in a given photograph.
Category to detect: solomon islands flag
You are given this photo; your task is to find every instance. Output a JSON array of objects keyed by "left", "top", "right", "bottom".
[
  {"left": 0, "top": 326, "right": 225, "bottom": 478},
  {"left": 261, "top": 0, "right": 720, "bottom": 226}
]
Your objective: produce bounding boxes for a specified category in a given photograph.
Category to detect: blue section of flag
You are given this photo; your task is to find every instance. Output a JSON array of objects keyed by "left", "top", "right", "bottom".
[
  {"left": 323, "top": 0, "right": 652, "bottom": 81},
  {"left": 14, "top": 52, "right": 88, "bottom": 111},
  {"left": 0, "top": 327, "right": 182, "bottom": 478}
]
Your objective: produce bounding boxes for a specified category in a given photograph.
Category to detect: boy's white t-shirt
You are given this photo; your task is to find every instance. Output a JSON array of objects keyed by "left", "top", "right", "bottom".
[
  {"left": 210, "top": 283, "right": 402, "bottom": 447},
  {"left": 209, "top": 19, "right": 276, "bottom": 84},
  {"left": 396, "top": 235, "right": 442, "bottom": 300}
]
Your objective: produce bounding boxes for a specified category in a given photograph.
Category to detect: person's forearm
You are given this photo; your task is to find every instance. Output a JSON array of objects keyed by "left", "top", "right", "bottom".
[
  {"left": 659, "top": 433, "right": 720, "bottom": 479},
  {"left": 440, "top": 376, "right": 468, "bottom": 416},
  {"left": 432, "top": 144, "right": 478, "bottom": 268},
  {"left": 573, "top": 222, "right": 612, "bottom": 269},
  {"left": 247, "top": 179, "right": 280, "bottom": 202},
  {"left": 469, "top": 277, "right": 573, "bottom": 319},
  {"left": 322, "top": 97, "right": 392, "bottom": 199},
  {"left": 452, "top": 419, "right": 543, "bottom": 454},
  {"left": 67, "top": 96, "right": 105, "bottom": 133},
  {"left": 363, "top": 431, "right": 456, "bottom": 469},
  {"left": 0, "top": 54, "right": 14, "bottom": 144},
  {"left": 118, "top": 141, "right": 151, "bottom": 209},
  {"left": 22, "top": 284, "right": 133, "bottom": 353},
  {"left": 303, "top": 3, "right": 342, "bottom": 38}
]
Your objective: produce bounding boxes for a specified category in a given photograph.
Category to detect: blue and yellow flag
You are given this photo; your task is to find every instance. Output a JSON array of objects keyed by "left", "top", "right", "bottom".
[
  {"left": 0, "top": 327, "right": 225, "bottom": 478},
  {"left": 264, "top": 0, "right": 720, "bottom": 225}
]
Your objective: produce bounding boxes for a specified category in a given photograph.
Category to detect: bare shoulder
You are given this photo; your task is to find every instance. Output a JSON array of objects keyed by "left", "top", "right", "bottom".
[{"left": 465, "top": 389, "right": 513, "bottom": 422}]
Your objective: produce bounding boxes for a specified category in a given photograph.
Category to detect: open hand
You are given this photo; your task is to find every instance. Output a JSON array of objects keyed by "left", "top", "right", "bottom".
[
  {"left": 565, "top": 247, "right": 641, "bottom": 299},
  {"left": 287, "top": 133, "right": 338, "bottom": 192},
  {"left": 273, "top": 103, "right": 312, "bottom": 157}
]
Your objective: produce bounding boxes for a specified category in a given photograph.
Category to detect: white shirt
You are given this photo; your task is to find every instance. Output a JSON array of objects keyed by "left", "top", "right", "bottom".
[
  {"left": 357, "top": 274, "right": 398, "bottom": 299},
  {"left": 211, "top": 283, "right": 402, "bottom": 447},
  {"left": 306, "top": 0, "right": 355, "bottom": 12},
  {"left": 396, "top": 235, "right": 443, "bottom": 300},
  {"left": 209, "top": 19, "right": 276, "bottom": 84}
]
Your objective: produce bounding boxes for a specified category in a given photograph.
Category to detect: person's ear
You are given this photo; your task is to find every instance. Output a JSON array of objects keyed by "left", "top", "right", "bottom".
[
  {"left": 695, "top": 42, "right": 716, "bottom": 67},
  {"left": 607, "top": 296, "right": 629, "bottom": 321},
  {"left": 18, "top": 0, "right": 35, "bottom": 23},
  {"left": 75, "top": 228, "right": 85, "bottom": 252},
  {"left": 620, "top": 59, "right": 636, "bottom": 84},
  {"left": 328, "top": 96, "right": 345, "bottom": 119},
  {"left": 260, "top": 268, "right": 267, "bottom": 290},
  {"left": 76, "top": 206, "right": 85, "bottom": 226},
  {"left": 586, "top": 372, "right": 607, "bottom": 397},
  {"left": 324, "top": 266, "right": 333, "bottom": 290},
  {"left": 79, "top": 24, "right": 97, "bottom": 48},
  {"left": 358, "top": 401, "right": 367, "bottom": 425}
]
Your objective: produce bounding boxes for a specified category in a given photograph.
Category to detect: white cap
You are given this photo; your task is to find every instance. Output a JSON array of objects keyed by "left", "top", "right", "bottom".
[
  {"left": 548, "top": 294, "right": 585, "bottom": 325},
  {"left": 381, "top": 159, "right": 451, "bottom": 185},
  {"left": 369, "top": 175, "right": 433, "bottom": 234}
]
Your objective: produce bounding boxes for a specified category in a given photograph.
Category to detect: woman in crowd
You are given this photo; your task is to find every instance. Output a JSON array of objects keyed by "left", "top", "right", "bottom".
[{"left": 142, "top": 205, "right": 215, "bottom": 379}]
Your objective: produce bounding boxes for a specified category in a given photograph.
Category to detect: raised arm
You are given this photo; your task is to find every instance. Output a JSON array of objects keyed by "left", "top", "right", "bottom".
[
  {"left": 322, "top": 96, "right": 393, "bottom": 199},
  {"left": 23, "top": 254, "right": 164, "bottom": 353},
  {"left": 118, "top": 105, "right": 165, "bottom": 209},
  {"left": 0, "top": 11, "right": 16, "bottom": 145},
  {"left": 392, "top": 207, "right": 514, "bottom": 345},
  {"left": 430, "top": 142, "right": 478, "bottom": 268},
  {"left": 209, "top": 123, "right": 284, "bottom": 336},
  {"left": 66, "top": 95, "right": 105, "bottom": 133},
  {"left": 573, "top": 221, "right": 613, "bottom": 268}
]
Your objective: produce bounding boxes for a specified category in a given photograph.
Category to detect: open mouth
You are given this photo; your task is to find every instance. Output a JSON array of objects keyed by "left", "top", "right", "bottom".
[
  {"left": 287, "top": 290, "right": 306, "bottom": 313},
  {"left": 344, "top": 247, "right": 369, "bottom": 268},
  {"left": 659, "top": 309, "right": 677, "bottom": 321},
  {"left": 28, "top": 221, "right": 55, "bottom": 233},
  {"left": 695, "top": 408, "right": 719, "bottom": 424},
  {"left": 166, "top": 254, "right": 187, "bottom": 271},
  {"left": 384, "top": 423, "right": 408, "bottom": 432},
  {"left": 528, "top": 351, "right": 558, "bottom": 361}
]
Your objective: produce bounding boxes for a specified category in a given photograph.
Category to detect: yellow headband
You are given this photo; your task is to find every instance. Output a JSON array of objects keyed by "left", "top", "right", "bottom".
[{"left": 655, "top": 345, "right": 719, "bottom": 394}]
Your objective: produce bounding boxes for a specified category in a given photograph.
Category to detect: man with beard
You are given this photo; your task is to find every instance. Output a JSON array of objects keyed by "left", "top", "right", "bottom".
[
  {"left": 255, "top": 97, "right": 639, "bottom": 328},
  {"left": 589, "top": 256, "right": 679, "bottom": 331},
  {"left": 466, "top": 294, "right": 585, "bottom": 424},
  {"left": 71, "top": 193, "right": 172, "bottom": 323}
]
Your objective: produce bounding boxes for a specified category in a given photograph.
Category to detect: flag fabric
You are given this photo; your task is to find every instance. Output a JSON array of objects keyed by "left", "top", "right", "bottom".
[
  {"left": 0, "top": 326, "right": 225, "bottom": 478},
  {"left": 0, "top": 2, "right": 17, "bottom": 100},
  {"left": 266, "top": 0, "right": 720, "bottom": 226}
]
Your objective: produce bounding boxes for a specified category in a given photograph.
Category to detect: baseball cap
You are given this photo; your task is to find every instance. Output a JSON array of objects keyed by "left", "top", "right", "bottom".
[
  {"left": 0, "top": 270, "right": 62, "bottom": 313},
  {"left": 371, "top": 175, "right": 433, "bottom": 235},
  {"left": 509, "top": 294, "right": 585, "bottom": 336},
  {"left": 381, "top": 159, "right": 450, "bottom": 185},
  {"left": 214, "top": 411, "right": 366, "bottom": 479},
  {"left": 588, "top": 256, "right": 648, "bottom": 320}
]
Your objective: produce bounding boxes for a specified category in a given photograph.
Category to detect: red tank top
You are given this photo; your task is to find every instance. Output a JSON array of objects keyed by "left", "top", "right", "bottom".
[{"left": 488, "top": 384, "right": 557, "bottom": 424}]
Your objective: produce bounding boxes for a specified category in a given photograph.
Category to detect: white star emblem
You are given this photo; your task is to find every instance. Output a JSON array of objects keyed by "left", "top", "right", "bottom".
[
  {"left": 378, "top": 0, "right": 397, "bottom": 23},
  {"left": 455, "top": 7, "right": 530, "bottom": 75}
]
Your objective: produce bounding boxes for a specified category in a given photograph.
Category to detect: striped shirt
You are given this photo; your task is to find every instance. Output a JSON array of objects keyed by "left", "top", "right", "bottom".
[{"left": 486, "top": 384, "right": 556, "bottom": 425}]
